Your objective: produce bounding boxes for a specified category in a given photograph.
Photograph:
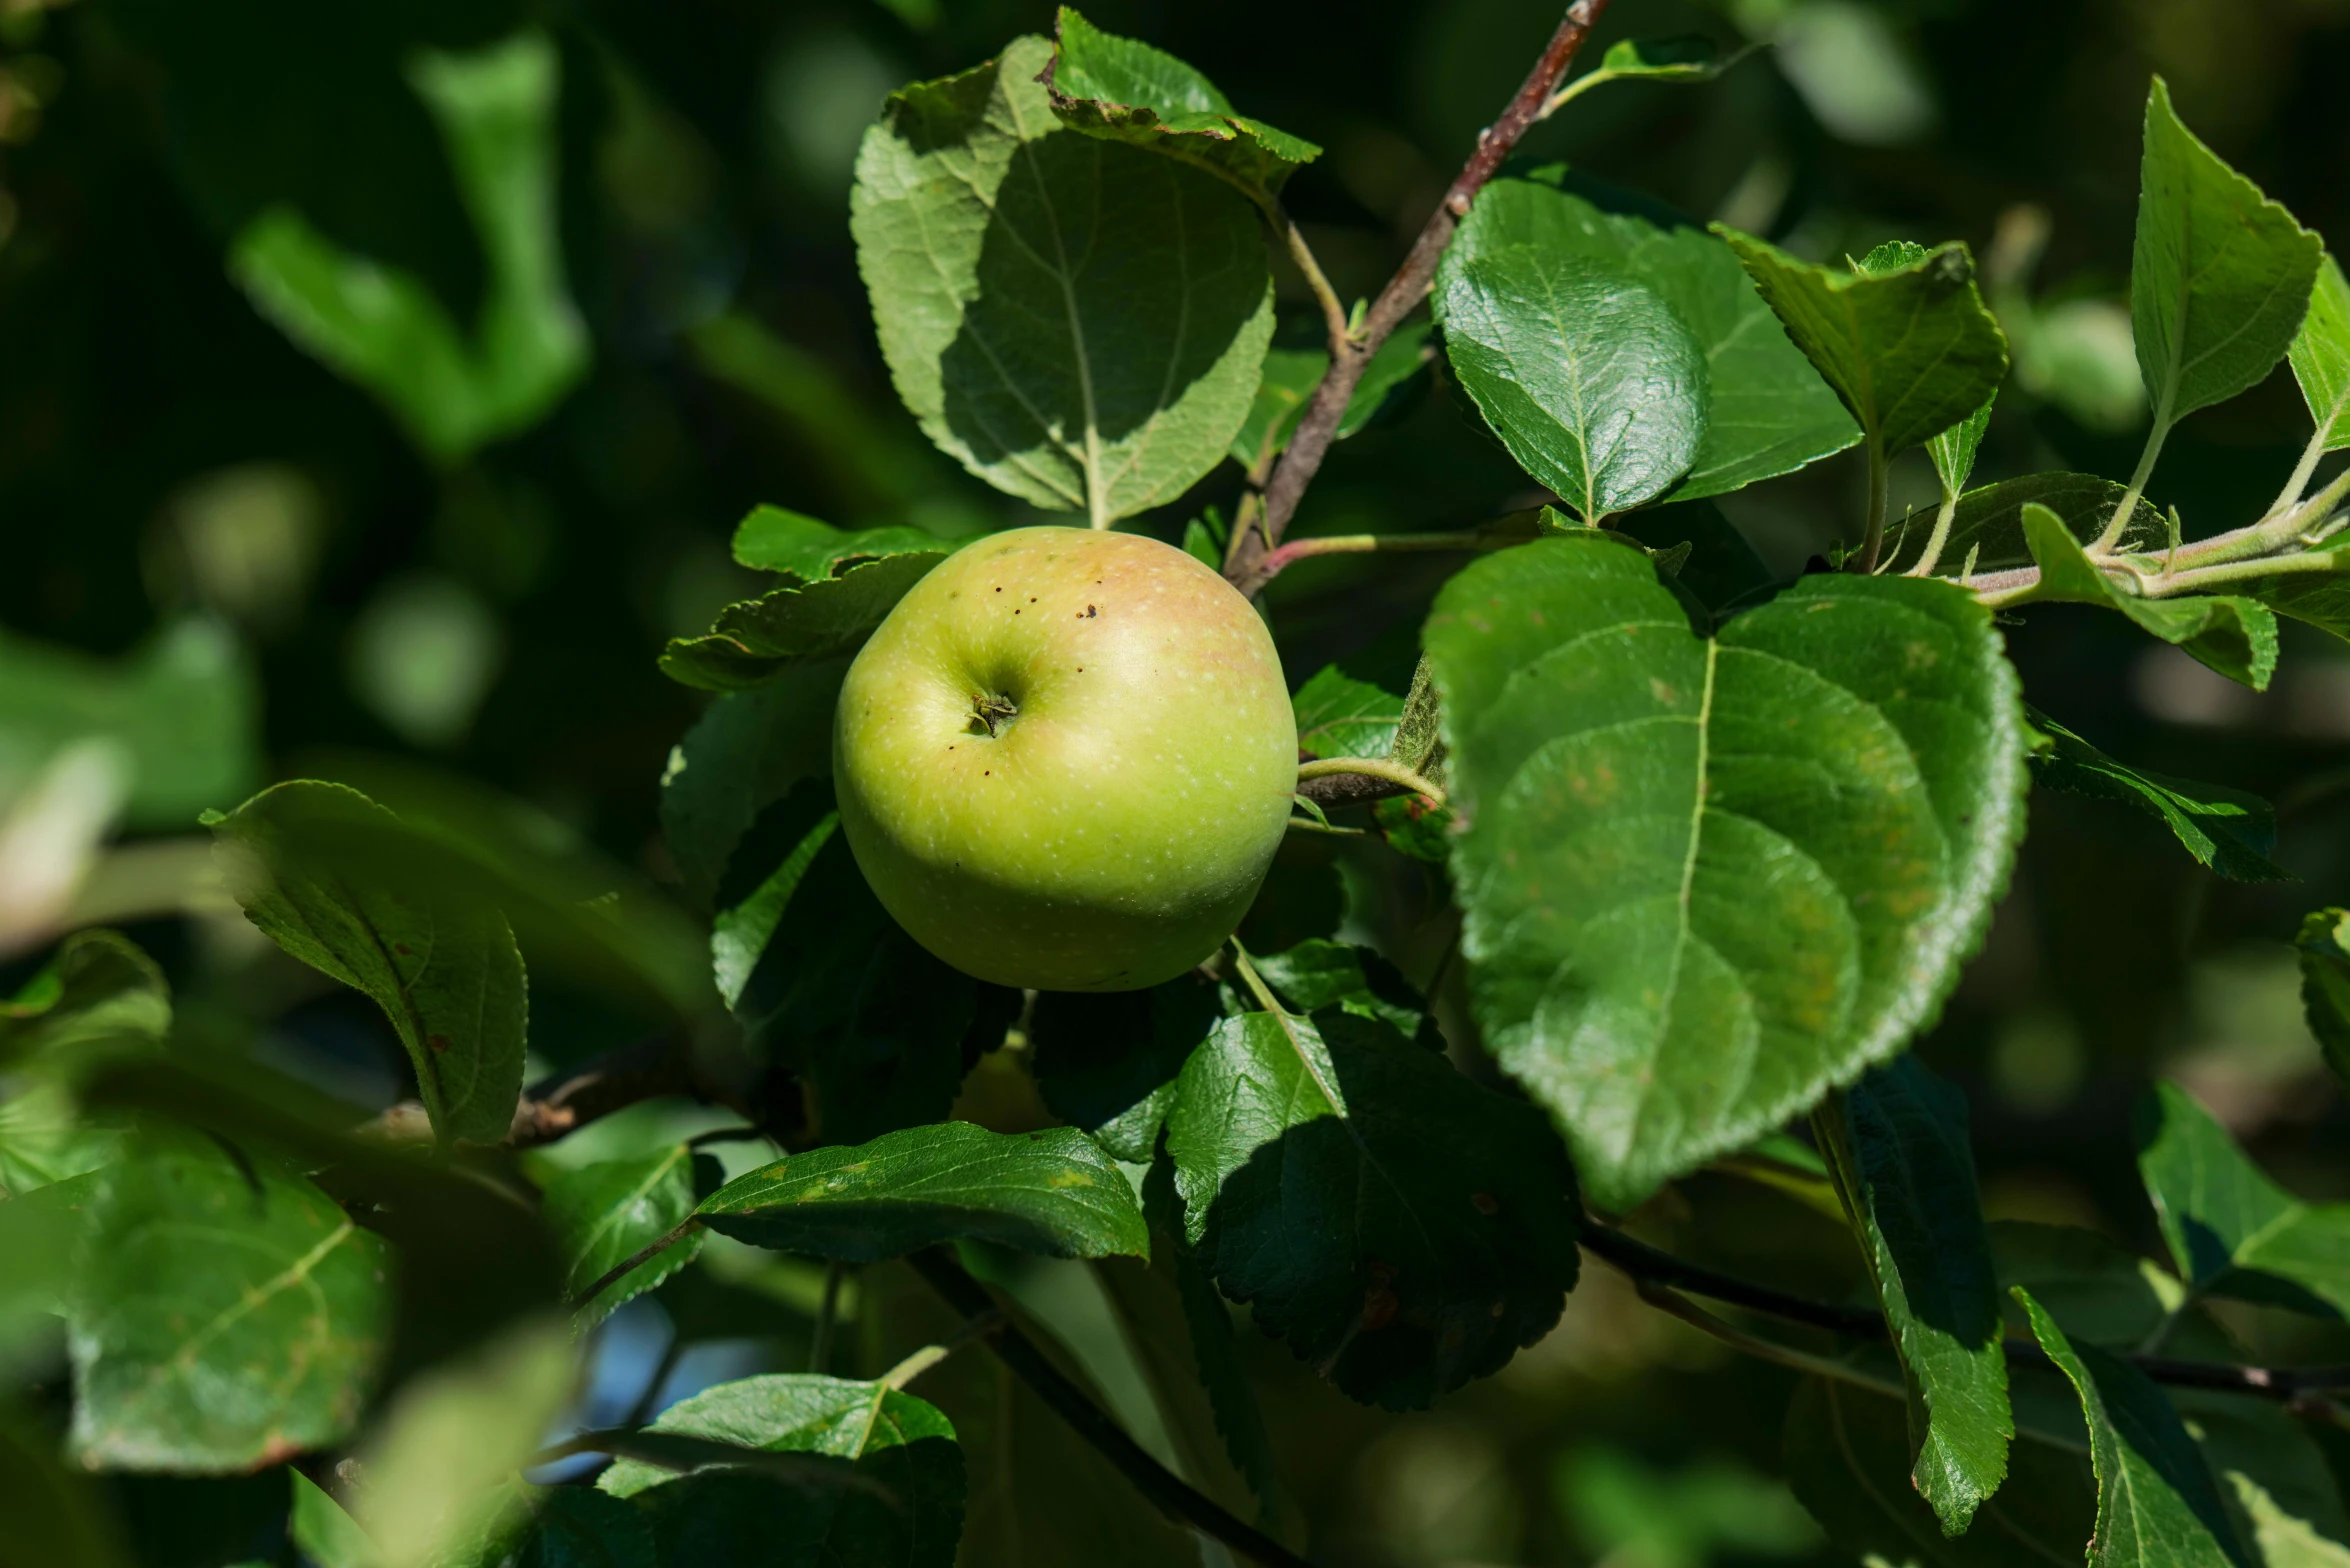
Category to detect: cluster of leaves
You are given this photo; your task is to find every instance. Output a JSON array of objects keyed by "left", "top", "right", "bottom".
[{"left": 12, "top": 7, "right": 2350, "bottom": 1568}]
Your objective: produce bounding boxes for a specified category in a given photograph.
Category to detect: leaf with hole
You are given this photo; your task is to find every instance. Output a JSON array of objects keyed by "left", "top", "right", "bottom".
[
  {"left": 697, "top": 1122, "right": 1147, "bottom": 1262},
  {"left": 1438, "top": 243, "right": 1705, "bottom": 523},
  {"left": 1426, "top": 534, "right": 2027, "bottom": 1210},
  {"left": 1448, "top": 169, "right": 1857, "bottom": 502},
  {"left": 853, "top": 36, "right": 1273, "bottom": 524},
  {"left": 1163, "top": 1006, "right": 1579, "bottom": 1408},
  {"left": 2026, "top": 710, "right": 2286, "bottom": 882}
]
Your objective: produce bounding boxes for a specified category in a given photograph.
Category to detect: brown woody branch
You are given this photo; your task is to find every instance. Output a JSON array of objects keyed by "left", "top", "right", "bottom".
[
  {"left": 1223, "top": 0, "right": 1616, "bottom": 597},
  {"left": 362, "top": 1030, "right": 721, "bottom": 1150}
]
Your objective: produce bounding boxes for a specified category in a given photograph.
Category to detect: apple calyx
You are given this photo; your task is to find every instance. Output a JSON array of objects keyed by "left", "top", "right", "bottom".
[{"left": 969, "top": 692, "right": 1019, "bottom": 737}]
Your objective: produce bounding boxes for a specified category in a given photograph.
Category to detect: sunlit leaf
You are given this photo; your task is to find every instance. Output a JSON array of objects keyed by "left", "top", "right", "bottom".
[
  {"left": 2020, "top": 503, "right": 2279, "bottom": 690},
  {"left": 1427, "top": 534, "right": 2027, "bottom": 1209},
  {"left": 543, "top": 1146, "right": 715, "bottom": 1329},
  {"left": 730, "top": 506, "right": 969, "bottom": 583},
  {"left": 2296, "top": 908, "right": 2350, "bottom": 1092},
  {"left": 659, "top": 554, "right": 944, "bottom": 693},
  {"left": 1884, "top": 472, "right": 2161, "bottom": 577},
  {"left": 1291, "top": 666, "right": 1404, "bottom": 760},
  {"left": 2289, "top": 254, "right": 2350, "bottom": 452}
]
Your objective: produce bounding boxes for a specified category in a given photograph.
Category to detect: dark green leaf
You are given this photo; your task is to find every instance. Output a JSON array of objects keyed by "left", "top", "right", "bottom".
[
  {"left": 1228, "top": 323, "right": 1435, "bottom": 470},
  {"left": 1438, "top": 245, "right": 1705, "bottom": 522},
  {"left": 599, "top": 1372, "right": 963, "bottom": 1568},
  {"left": 2017, "top": 1288, "right": 2250, "bottom": 1567},
  {"left": 1427, "top": 534, "right": 2028, "bottom": 1209},
  {"left": 0, "top": 618, "right": 258, "bottom": 830},
  {"left": 208, "top": 782, "right": 526, "bottom": 1146},
  {"left": 852, "top": 36, "right": 1274, "bottom": 523},
  {"left": 1885, "top": 473, "right": 2161, "bottom": 577},
  {"left": 2132, "top": 77, "right": 2322, "bottom": 429},
  {"left": 730, "top": 505, "right": 967, "bottom": 583},
  {"left": 2220, "top": 538, "right": 2350, "bottom": 651},
  {"left": 0, "top": 929, "right": 170, "bottom": 1071},
  {"left": 1784, "top": 1376, "right": 2095, "bottom": 1568},
  {"left": 697, "top": 1122, "right": 1147, "bottom": 1263},
  {"left": 2021, "top": 502, "right": 2280, "bottom": 689},
  {"left": 1990, "top": 1221, "right": 2172, "bottom": 1348},
  {"left": 1718, "top": 229, "right": 2009, "bottom": 458},
  {"left": 1164, "top": 1007, "right": 1579, "bottom": 1407},
  {"left": 2290, "top": 255, "right": 2350, "bottom": 452},
  {"left": 227, "top": 33, "right": 587, "bottom": 466},
  {"left": 0, "top": 1404, "right": 133, "bottom": 1568},
  {"left": 659, "top": 554, "right": 943, "bottom": 693},
  {"left": 2179, "top": 1396, "right": 2350, "bottom": 1568},
  {"left": 512, "top": 1487, "right": 659, "bottom": 1568},
  {"left": 659, "top": 662, "right": 845, "bottom": 913},
  {"left": 543, "top": 1146, "right": 713, "bottom": 1329},
  {"left": 1448, "top": 168, "right": 1858, "bottom": 501},
  {"left": 1816, "top": 1056, "right": 2012, "bottom": 1533},
  {"left": 2296, "top": 908, "right": 2350, "bottom": 1091},
  {"left": 1292, "top": 666, "right": 1405, "bottom": 760},
  {"left": 2133, "top": 1081, "right": 2350, "bottom": 1319},
  {"left": 2026, "top": 709, "right": 2287, "bottom": 882},
  {"left": 69, "top": 1136, "right": 390, "bottom": 1471},
  {"left": 1044, "top": 7, "right": 1319, "bottom": 200},
  {"left": 1028, "top": 974, "right": 1221, "bottom": 1162},
  {"left": 1608, "top": 499, "right": 1778, "bottom": 612},
  {"left": 1248, "top": 938, "right": 1434, "bottom": 1044}
]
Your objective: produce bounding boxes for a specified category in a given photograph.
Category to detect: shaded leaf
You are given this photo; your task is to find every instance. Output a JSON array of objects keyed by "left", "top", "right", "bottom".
[
  {"left": 1886, "top": 472, "right": 2162, "bottom": 577},
  {"left": 0, "top": 1404, "right": 133, "bottom": 1568},
  {"left": 1164, "top": 1007, "right": 1579, "bottom": 1407},
  {"left": 0, "top": 929, "right": 170, "bottom": 1070},
  {"left": 2027, "top": 709, "right": 2288, "bottom": 882},
  {"left": 1228, "top": 323, "right": 1435, "bottom": 470},
  {"left": 1989, "top": 1220, "right": 2173, "bottom": 1348},
  {"left": 2021, "top": 502, "right": 2279, "bottom": 690},
  {"left": 730, "top": 505, "right": 968, "bottom": 583},
  {"left": 2289, "top": 254, "right": 2350, "bottom": 453},
  {"left": 1448, "top": 168, "right": 1857, "bottom": 501},
  {"left": 599, "top": 1372, "right": 963, "bottom": 1568},
  {"left": 1426, "top": 534, "right": 2027, "bottom": 1209},
  {"left": 2133, "top": 1080, "right": 2350, "bottom": 1319},
  {"left": 544, "top": 1146, "right": 714, "bottom": 1329},
  {"left": 1586, "top": 35, "right": 1746, "bottom": 84},
  {"left": 207, "top": 781, "right": 527, "bottom": 1146},
  {"left": 1438, "top": 245, "right": 1705, "bottom": 522},
  {"left": 2132, "top": 77, "right": 2322, "bottom": 429},
  {"left": 697, "top": 1122, "right": 1148, "bottom": 1263},
  {"left": 2296, "top": 908, "right": 2350, "bottom": 1091},
  {"left": 1718, "top": 229, "right": 2009, "bottom": 459},
  {"left": 658, "top": 553, "right": 943, "bottom": 693},
  {"left": 69, "top": 1136, "right": 390, "bottom": 1471},
  {"left": 228, "top": 33, "right": 586, "bottom": 466},
  {"left": 1816, "top": 1056, "right": 2012, "bottom": 1533},
  {"left": 2017, "top": 1288, "right": 2250, "bottom": 1567},
  {"left": 659, "top": 661, "right": 844, "bottom": 913},
  {"left": 853, "top": 36, "right": 1274, "bottom": 523},
  {"left": 1044, "top": 7, "right": 1319, "bottom": 200},
  {"left": 1609, "top": 499, "right": 1778, "bottom": 612},
  {"left": 1291, "top": 665, "right": 1405, "bottom": 760},
  {"left": 1248, "top": 938, "right": 1434, "bottom": 1045},
  {"left": 1028, "top": 974, "right": 1222, "bottom": 1162}
]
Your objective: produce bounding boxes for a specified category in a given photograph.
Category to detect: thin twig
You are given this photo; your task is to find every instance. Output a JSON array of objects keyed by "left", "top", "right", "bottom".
[
  {"left": 1224, "top": 0, "right": 1617, "bottom": 597},
  {"left": 570, "top": 1218, "right": 703, "bottom": 1309},
  {"left": 907, "top": 1247, "right": 1314, "bottom": 1568}
]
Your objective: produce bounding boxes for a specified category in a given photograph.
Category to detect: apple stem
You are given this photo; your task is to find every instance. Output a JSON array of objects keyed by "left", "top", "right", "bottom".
[{"left": 1296, "top": 756, "right": 1446, "bottom": 806}]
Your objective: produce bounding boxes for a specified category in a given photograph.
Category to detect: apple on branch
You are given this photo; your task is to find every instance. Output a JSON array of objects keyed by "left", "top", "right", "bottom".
[{"left": 833, "top": 526, "right": 1298, "bottom": 992}]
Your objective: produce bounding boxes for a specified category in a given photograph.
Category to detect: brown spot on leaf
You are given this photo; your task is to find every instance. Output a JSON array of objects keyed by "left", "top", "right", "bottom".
[
  {"left": 1360, "top": 1286, "right": 1399, "bottom": 1332},
  {"left": 1470, "top": 1191, "right": 1500, "bottom": 1215},
  {"left": 393, "top": 943, "right": 414, "bottom": 956},
  {"left": 427, "top": 1034, "right": 452, "bottom": 1053}
]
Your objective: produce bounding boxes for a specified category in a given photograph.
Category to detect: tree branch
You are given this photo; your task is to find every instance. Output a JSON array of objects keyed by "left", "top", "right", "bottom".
[
  {"left": 1582, "top": 1223, "right": 2350, "bottom": 1401},
  {"left": 908, "top": 1247, "right": 1313, "bottom": 1568},
  {"left": 1222, "top": 0, "right": 1617, "bottom": 598}
]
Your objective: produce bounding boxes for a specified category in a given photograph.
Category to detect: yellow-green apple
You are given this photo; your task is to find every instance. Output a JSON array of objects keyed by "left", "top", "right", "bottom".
[{"left": 833, "top": 525, "right": 1297, "bottom": 991}]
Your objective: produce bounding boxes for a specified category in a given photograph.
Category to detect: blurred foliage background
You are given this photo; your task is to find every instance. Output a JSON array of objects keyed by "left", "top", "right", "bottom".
[{"left": 7, "top": 0, "right": 2350, "bottom": 1563}]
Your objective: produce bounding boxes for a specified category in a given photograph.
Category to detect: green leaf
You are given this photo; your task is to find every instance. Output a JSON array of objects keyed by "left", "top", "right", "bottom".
[
  {"left": 1228, "top": 323, "right": 1435, "bottom": 470},
  {"left": 1164, "top": 1007, "right": 1580, "bottom": 1408},
  {"left": 730, "top": 505, "right": 968, "bottom": 583},
  {"left": 658, "top": 553, "right": 944, "bottom": 693},
  {"left": 1885, "top": 472, "right": 2161, "bottom": 577},
  {"left": 228, "top": 32, "right": 587, "bottom": 466},
  {"left": 852, "top": 36, "right": 1275, "bottom": 524},
  {"left": 1718, "top": 229, "right": 2010, "bottom": 459},
  {"left": 1608, "top": 499, "right": 1779, "bottom": 612},
  {"left": 0, "top": 1085, "right": 122, "bottom": 1201},
  {"left": 1929, "top": 396, "right": 1996, "bottom": 500},
  {"left": 1816, "top": 1056, "right": 2012, "bottom": 1534},
  {"left": 1292, "top": 666, "right": 1405, "bottom": 759},
  {"left": 1028, "top": 975, "right": 1222, "bottom": 1162},
  {"left": 1589, "top": 35, "right": 1745, "bottom": 83},
  {"left": 660, "top": 663, "right": 845, "bottom": 912},
  {"left": 0, "top": 1404, "right": 133, "bottom": 1568},
  {"left": 2182, "top": 1397, "right": 2350, "bottom": 1568},
  {"left": 1447, "top": 168, "right": 1858, "bottom": 502},
  {"left": 697, "top": 1122, "right": 1147, "bottom": 1263},
  {"left": 1437, "top": 244, "right": 1706, "bottom": 522},
  {"left": 1426, "top": 534, "right": 2028, "bottom": 1209},
  {"left": 1784, "top": 1376, "right": 2096, "bottom": 1567},
  {"left": 2026, "top": 709, "right": 2288, "bottom": 882},
  {"left": 68, "top": 1136, "right": 390, "bottom": 1471},
  {"left": 543, "top": 1146, "right": 713, "bottom": 1329},
  {"left": 0, "top": 929, "right": 170, "bottom": 1070},
  {"left": 0, "top": 617, "right": 259, "bottom": 829},
  {"left": 502, "top": 1488, "right": 657, "bottom": 1568},
  {"left": 2020, "top": 503, "right": 2280, "bottom": 689},
  {"left": 2290, "top": 254, "right": 2350, "bottom": 452},
  {"left": 2016, "top": 1288, "right": 2251, "bottom": 1567},
  {"left": 1990, "top": 1220, "right": 2174, "bottom": 1348},
  {"left": 598, "top": 1372, "right": 963, "bottom": 1567},
  {"left": 207, "top": 781, "right": 527, "bottom": 1146},
  {"left": 2132, "top": 77, "right": 2322, "bottom": 431},
  {"left": 2133, "top": 1080, "right": 2350, "bottom": 1319},
  {"left": 291, "top": 1471, "right": 378, "bottom": 1568},
  {"left": 1044, "top": 7, "right": 1320, "bottom": 201},
  {"left": 2295, "top": 908, "right": 2350, "bottom": 1091},
  {"left": 1248, "top": 938, "right": 1435, "bottom": 1045}
]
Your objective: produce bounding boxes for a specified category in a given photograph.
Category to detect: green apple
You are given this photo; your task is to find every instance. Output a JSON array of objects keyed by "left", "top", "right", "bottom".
[{"left": 833, "top": 525, "right": 1298, "bottom": 992}]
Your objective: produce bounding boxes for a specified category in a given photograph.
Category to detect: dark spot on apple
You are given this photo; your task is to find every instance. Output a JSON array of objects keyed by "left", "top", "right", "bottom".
[
  {"left": 994, "top": 586, "right": 1002, "bottom": 592},
  {"left": 1084, "top": 605, "right": 1096, "bottom": 617},
  {"left": 1029, "top": 596, "right": 1037, "bottom": 602}
]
